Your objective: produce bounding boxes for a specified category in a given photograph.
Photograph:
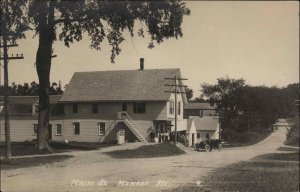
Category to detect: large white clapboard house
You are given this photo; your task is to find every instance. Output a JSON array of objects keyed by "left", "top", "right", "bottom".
[{"left": 0, "top": 63, "right": 220, "bottom": 146}]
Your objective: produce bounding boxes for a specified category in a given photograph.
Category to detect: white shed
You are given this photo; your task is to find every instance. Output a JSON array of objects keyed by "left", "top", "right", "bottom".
[{"left": 186, "top": 119, "right": 197, "bottom": 146}]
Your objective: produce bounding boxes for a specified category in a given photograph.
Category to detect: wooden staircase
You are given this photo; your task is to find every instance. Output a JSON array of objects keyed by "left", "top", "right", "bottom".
[
  {"left": 99, "top": 121, "right": 117, "bottom": 143},
  {"left": 122, "top": 119, "right": 147, "bottom": 143}
]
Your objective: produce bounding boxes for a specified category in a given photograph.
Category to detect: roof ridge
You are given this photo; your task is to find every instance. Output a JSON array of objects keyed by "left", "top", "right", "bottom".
[{"left": 74, "top": 68, "right": 180, "bottom": 74}]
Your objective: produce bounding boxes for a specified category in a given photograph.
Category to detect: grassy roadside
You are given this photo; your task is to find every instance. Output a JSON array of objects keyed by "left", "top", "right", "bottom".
[
  {"left": 0, "top": 141, "right": 114, "bottom": 170},
  {"left": 285, "top": 117, "right": 299, "bottom": 146},
  {"left": 0, "top": 141, "right": 114, "bottom": 157},
  {"left": 103, "top": 143, "right": 185, "bottom": 159},
  {"left": 1, "top": 155, "right": 73, "bottom": 170}
]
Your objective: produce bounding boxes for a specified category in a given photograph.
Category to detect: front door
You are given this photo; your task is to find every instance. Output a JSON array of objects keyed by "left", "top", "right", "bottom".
[
  {"left": 48, "top": 124, "right": 52, "bottom": 140},
  {"left": 118, "top": 129, "right": 125, "bottom": 144}
]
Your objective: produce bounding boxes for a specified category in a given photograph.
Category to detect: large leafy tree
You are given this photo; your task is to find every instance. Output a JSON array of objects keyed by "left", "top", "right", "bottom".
[
  {"left": 201, "top": 77, "right": 246, "bottom": 141},
  {"left": 201, "top": 76, "right": 299, "bottom": 142},
  {"left": 185, "top": 87, "right": 193, "bottom": 101},
  {"left": 13, "top": 1, "right": 190, "bottom": 151}
]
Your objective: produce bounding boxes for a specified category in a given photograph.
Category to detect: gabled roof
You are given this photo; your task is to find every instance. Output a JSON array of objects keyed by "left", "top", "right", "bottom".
[
  {"left": 184, "top": 102, "right": 215, "bottom": 110},
  {"left": 0, "top": 95, "right": 61, "bottom": 105},
  {"left": 60, "top": 68, "right": 187, "bottom": 102},
  {"left": 186, "top": 119, "right": 194, "bottom": 133},
  {"left": 189, "top": 116, "right": 218, "bottom": 131}
]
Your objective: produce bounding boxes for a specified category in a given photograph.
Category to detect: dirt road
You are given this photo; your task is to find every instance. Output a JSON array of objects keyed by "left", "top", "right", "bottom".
[{"left": 1, "top": 120, "right": 290, "bottom": 192}]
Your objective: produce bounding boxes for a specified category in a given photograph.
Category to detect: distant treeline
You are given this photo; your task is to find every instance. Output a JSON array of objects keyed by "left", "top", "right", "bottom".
[
  {"left": 0, "top": 81, "right": 63, "bottom": 96},
  {"left": 197, "top": 77, "right": 299, "bottom": 143}
]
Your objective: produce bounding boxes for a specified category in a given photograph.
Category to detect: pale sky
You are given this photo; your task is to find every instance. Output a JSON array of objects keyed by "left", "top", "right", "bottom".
[{"left": 1, "top": 1, "right": 299, "bottom": 98}]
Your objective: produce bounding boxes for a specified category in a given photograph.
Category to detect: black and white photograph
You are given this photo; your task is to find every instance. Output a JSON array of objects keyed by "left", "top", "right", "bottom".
[{"left": 0, "top": 1, "right": 299, "bottom": 192}]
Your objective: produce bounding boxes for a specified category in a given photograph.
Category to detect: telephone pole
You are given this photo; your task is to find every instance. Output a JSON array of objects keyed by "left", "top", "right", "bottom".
[
  {"left": 0, "top": 1, "right": 24, "bottom": 159},
  {"left": 164, "top": 75, "right": 187, "bottom": 146}
]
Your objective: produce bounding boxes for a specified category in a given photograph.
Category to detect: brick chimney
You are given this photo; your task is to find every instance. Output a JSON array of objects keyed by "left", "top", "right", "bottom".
[{"left": 140, "top": 58, "right": 144, "bottom": 70}]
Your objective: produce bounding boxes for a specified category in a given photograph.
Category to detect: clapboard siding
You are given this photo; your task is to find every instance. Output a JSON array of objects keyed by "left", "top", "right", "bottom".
[
  {"left": 0, "top": 119, "right": 64, "bottom": 142},
  {"left": 55, "top": 119, "right": 115, "bottom": 142},
  {"left": 64, "top": 102, "right": 168, "bottom": 121},
  {"left": 0, "top": 120, "right": 37, "bottom": 142},
  {"left": 196, "top": 130, "right": 219, "bottom": 142}
]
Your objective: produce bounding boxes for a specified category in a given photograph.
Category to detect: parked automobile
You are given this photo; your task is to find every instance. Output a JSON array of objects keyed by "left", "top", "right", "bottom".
[{"left": 194, "top": 139, "right": 223, "bottom": 152}]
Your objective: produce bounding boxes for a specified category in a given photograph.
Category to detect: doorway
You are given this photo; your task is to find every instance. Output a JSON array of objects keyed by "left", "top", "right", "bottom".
[{"left": 117, "top": 129, "right": 125, "bottom": 144}]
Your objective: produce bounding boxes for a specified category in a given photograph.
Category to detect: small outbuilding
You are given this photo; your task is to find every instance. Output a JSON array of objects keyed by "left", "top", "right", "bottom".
[{"left": 189, "top": 116, "right": 220, "bottom": 143}]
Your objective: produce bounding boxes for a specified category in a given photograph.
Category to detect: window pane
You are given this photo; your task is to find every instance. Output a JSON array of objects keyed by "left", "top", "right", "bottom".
[
  {"left": 99, "top": 122, "right": 105, "bottom": 135},
  {"left": 133, "top": 102, "right": 145, "bottom": 113},
  {"left": 74, "top": 123, "right": 80, "bottom": 134},
  {"left": 169, "top": 101, "right": 174, "bottom": 114},
  {"left": 35, "top": 104, "right": 39, "bottom": 114},
  {"left": 57, "top": 124, "right": 62, "bottom": 135},
  {"left": 92, "top": 103, "right": 98, "bottom": 113},
  {"left": 73, "top": 103, "right": 78, "bottom": 113},
  {"left": 34, "top": 124, "right": 38, "bottom": 134}
]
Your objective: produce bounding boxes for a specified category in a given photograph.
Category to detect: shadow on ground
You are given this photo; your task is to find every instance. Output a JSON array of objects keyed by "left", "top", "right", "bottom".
[{"left": 103, "top": 143, "right": 185, "bottom": 159}]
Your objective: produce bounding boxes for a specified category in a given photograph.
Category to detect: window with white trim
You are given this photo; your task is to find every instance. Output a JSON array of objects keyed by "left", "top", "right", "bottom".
[
  {"left": 74, "top": 122, "right": 80, "bottom": 135},
  {"left": 56, "top": 124, "right": 62, "bottom": 135},
  {"left": 98, "top": 122, "right": 105, "bottom": 135},
  {"left": 169, "top": 100, "right": 174, "bottom": 114},
  {"left": 33, "top": 104, "right": 39, "bottom": 114}
]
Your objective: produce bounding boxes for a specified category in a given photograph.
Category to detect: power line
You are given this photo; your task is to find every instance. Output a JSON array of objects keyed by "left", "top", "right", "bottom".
[
  {"left": 0, "top": 31, "right": 24, "bottom": 160},
  {"left": 164, "top": 75, "right": 188, "bottom": 146}
]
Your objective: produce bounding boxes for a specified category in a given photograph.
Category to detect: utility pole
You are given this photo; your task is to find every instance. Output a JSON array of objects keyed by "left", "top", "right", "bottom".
[
  {"left": 0, "top": 1, "right": 24, "bottom": 159},
  {"left": 164, "top": 75, "right": 187, "bottom": 146}
]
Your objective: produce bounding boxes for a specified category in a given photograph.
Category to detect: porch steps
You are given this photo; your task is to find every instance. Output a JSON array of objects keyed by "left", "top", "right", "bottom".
[{"left": 123, "top": 120, "right": 147, "bottom": 143}]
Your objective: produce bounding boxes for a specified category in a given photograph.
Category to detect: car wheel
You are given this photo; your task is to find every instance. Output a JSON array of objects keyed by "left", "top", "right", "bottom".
[{"left": 205, "top": 144, "right": 211, "bottom": 152}]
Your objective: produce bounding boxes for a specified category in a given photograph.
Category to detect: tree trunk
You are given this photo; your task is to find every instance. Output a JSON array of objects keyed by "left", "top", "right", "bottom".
[{"left": 35, "top": 1, "right": 55, "bottom": 152}]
